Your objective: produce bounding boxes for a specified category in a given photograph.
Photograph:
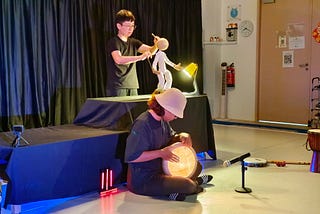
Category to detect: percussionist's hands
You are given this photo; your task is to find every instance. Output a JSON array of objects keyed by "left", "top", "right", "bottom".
[
  {"left": 178, "top": 132, "right": 192, "bottom": 147},
  {"left": 160, "top": 132, "right": 192, "bottom": 163},
  {"left": 161, "top": 146, "right": 179, "bottom": 162}
]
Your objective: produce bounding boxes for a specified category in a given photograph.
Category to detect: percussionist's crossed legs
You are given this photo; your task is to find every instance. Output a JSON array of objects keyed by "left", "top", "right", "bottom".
[{"left": 136, "top": 162, "right": 213, "bottom": 201}]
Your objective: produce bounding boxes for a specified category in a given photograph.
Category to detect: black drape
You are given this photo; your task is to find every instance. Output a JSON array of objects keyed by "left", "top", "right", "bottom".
[{"left": 0, "top": 0, "right": 203, "bottom": 132}]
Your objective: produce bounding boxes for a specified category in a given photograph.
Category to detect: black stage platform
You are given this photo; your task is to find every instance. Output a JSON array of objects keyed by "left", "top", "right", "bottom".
[
  {"left": 0, "top": 94, "right": 216, "bottom": 207},
  {"left": 74, "top": 94, "right": 216, "bottom": 156}
]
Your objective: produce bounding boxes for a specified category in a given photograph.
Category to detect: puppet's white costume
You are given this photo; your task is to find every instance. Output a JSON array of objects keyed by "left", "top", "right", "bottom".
[{"left": 152, "top": 50, "right": 176, "bottom": 90}]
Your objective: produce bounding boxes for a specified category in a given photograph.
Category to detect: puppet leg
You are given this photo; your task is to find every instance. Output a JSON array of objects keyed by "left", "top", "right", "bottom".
[
  {"left": 163, "top": 70, "right": 173, "bottom": 90},
  {"left": 157, "top": 73, "right": 165, "bottom": 90}
]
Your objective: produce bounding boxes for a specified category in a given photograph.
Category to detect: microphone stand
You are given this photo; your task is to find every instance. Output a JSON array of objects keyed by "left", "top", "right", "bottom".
[{"left": 235, "top": 160, "right": 252, "bottom": 193}]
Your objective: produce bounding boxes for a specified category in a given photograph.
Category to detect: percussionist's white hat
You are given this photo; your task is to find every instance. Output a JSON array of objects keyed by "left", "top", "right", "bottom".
[{"left": 155, "top": 88, "right": 187, "bottom": 118}]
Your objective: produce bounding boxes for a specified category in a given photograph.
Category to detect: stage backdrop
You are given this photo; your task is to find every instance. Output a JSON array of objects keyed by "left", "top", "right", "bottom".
[{"left": 0, "top": 0, "right": 203, "bottom": 132}]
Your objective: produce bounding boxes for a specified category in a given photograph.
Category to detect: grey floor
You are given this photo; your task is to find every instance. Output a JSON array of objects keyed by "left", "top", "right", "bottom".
[{"left": 2, "top": 124, "right": 320, "bottom": 214}]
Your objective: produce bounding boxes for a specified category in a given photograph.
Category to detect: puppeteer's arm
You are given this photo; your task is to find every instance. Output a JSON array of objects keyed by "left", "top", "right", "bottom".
[
  {"left": 112, "top": 36, "right": 159, "bottom": 65},
  {"left": 138, "top": 35, "right": 160, "bottom": 55},
  {"left": 111, "top": 50, "right": 150, "bottom": 65}
]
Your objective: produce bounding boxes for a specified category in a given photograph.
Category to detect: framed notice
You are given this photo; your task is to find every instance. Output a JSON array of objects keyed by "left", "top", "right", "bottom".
[{"left": 282, "top": 50, "right": 294, "bottom": 68}]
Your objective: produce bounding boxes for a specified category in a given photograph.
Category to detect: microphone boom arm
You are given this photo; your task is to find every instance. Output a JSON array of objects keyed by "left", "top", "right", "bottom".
[{"left": 223, "top": 153, "right": 251, "bottom": 167}]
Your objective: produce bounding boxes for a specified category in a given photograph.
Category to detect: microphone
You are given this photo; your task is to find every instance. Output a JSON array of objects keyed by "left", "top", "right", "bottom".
[{"left": 223, "top": 153, "right": 251, "bottom": 167}]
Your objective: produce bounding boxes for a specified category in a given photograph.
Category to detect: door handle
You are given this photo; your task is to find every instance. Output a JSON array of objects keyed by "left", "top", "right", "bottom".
[
  {"left": 299, "top": 63, "right": 309, "bottom": 70},
  {"left": 298, "top": 63, "right": 309, "bottom": 68}
]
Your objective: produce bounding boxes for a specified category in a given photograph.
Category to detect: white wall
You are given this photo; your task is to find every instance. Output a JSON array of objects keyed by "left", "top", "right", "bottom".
[{"left": 202, "top": 0, "right": 258, "bottom": 121}]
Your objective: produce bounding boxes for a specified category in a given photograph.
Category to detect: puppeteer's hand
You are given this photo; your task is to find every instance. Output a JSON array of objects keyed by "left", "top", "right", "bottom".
[
  {"left": 139, "top": 51, "right": 152, "bottom": 61},
  {"left": 160, "top": 147, "right": 179, "bottom": 162},
  {"left": 174, "top": 63, "right": 183, "bottom": 71},
  {"left": 152, "top": 33, "right": 160, "bottom": 46},
  {"left": 178, "top": 132, "right": 192, "bottom": 147}
]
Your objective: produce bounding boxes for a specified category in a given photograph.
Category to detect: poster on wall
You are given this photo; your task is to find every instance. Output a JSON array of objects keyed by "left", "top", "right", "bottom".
[
  {"left": 287, "top": 23, "right": 305, "bottom": 49},
  {"left": 278, "top": 35, "right": 287, "bottom": 48},
  {"left": 276, "top": 30, "right": 287, "bottom": 48},
  {"left": 227, "top": 5, "right": 241, "bottom": 21},
  {"left": 282, "top": 50, "right": 294, "bottom": 68},
  {"left": 288, "top": 36, "right": 305, "bottom": 49}
]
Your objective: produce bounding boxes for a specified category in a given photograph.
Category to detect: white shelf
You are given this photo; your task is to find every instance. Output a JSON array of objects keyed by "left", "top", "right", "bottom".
[{"left": 203, "top": 41, "right": 237, "bottom": 46}]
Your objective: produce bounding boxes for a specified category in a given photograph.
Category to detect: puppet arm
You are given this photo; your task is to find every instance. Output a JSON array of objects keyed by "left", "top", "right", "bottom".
[
  {"left": 173, "top": 63, "right": 183, "bottom": 71},
  {"left": 163, "top": 53, "right": 182, "bottom": 71}
]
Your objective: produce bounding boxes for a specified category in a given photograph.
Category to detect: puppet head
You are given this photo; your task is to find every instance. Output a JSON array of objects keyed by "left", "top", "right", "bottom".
[{"left": 157, "top": 38, "right": 169, "bottom": 51}]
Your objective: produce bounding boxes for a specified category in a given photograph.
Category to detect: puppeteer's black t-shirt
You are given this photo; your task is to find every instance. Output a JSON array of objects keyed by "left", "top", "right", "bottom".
[{"left": 106, "top": 36, "right": 143, "bottom": 90}]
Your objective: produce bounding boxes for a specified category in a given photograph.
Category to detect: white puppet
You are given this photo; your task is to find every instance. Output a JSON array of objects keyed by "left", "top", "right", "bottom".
[{"left": 152, "top": 37, "right": 182, "bottom": 90}]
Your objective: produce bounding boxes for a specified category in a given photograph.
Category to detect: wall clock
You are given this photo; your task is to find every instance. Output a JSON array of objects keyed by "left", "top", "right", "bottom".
[{"left": 239, "top": 20, "right": 254, "bottom": 37}]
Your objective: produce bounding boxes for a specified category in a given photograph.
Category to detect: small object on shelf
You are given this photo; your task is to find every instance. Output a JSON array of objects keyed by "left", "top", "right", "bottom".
[
  {"left": 211, "top": 36, "right": 223, "bottom": 42},
  {"left": 226, "top": 23, "right": 238, "bottom": 41}
]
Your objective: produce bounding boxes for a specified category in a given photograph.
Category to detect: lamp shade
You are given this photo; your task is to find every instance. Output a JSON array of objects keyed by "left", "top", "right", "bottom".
[{"left": 182, "top": 63, "right": 198, "bottom": 78}]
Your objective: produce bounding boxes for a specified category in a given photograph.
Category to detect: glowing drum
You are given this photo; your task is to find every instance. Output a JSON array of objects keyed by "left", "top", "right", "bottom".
[
  {"left": 162, "top": 142, "right": 197, "bottom": 178},
  {"left": 307, "top": 129, "right": 320, "bottom": 173}
]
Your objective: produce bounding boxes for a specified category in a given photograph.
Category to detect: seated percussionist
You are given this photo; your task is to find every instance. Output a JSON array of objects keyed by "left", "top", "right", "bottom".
[{"left": 124, "top": 88, "right": 213, "bottom": 201}]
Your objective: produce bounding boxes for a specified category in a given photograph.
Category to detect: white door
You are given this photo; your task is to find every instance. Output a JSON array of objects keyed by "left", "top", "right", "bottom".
[{"left": 258, "top": 0, "right": 313, "bottom": 125}]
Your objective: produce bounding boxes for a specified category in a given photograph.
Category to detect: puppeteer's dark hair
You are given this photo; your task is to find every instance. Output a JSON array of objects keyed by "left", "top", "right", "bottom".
[
  {"left": 147, "top": 89, "right": 165, "bottom": 117},
  {"left": 115, "top": 9, "right": 135, "bottom": 24}
]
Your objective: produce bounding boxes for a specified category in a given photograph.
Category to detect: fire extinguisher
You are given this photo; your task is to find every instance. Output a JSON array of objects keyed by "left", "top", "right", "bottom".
[{"left": 227, "top": 63, "right": 235, "bottom": 87}]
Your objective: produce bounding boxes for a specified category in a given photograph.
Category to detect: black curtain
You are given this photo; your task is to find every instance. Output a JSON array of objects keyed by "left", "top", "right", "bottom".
[{"left": 0, "top": 0, "right": 203, "bottom": 132}]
